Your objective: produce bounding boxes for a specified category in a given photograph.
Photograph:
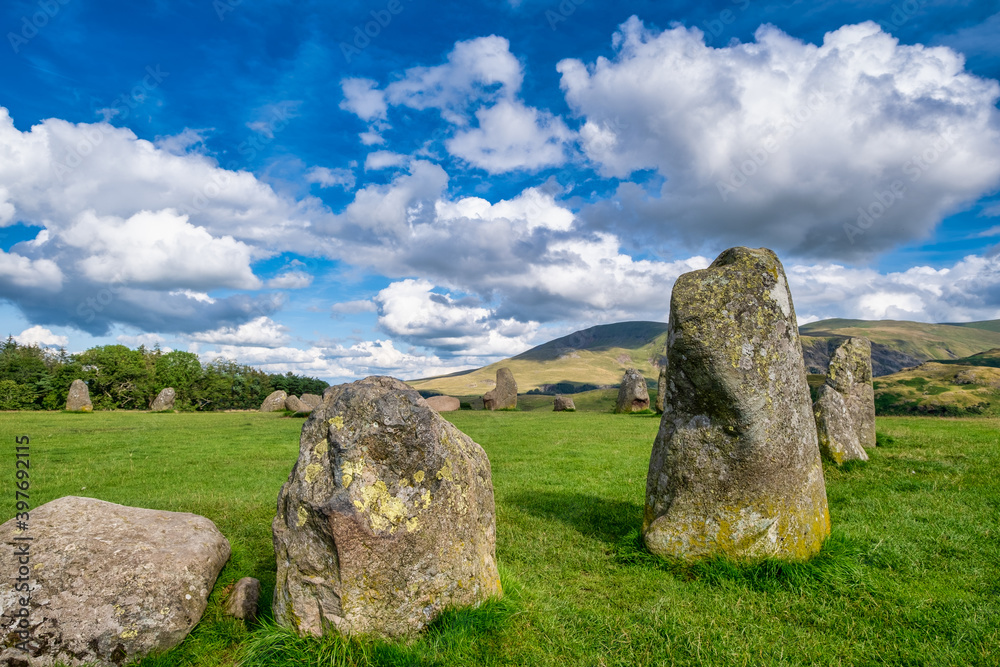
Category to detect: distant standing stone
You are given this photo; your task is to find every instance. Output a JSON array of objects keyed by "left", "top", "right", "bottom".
[
  {"left": 65, "top": 379, "right": 92, "bottom": 412},
  {"left": 273, "top": 376, "right": 502, "bottom": 638},
  {"left": 655, "top": 364, "right": 666, "bottom": 414},
  {"left": 425, "top": 395, "right": 461, "bottom": 412},
  {"left": 553, "top": 395, "right": 576, "bottom": 411},
  {"left": 826, "top": 338, "right": 876, "bottom": 448},
  {"left": 285, "top": 395, "right": 313, "bottom": 414},
  {"left": 300, "top": 393, "right": 323, "bottom": 408},
  {"left": 150, "top": 387, "right": 176, "bottom": 411},
  {"left": 261, "top": 390, "right": 288, "bottom": 412},
  {"left": 644, "top": 247, "right": 830, "bottom": 562},
  {"left": 0, "top": 496, "right": 230, "bottom": 667},
  {"left": 614, "top": 368, "right": 649, "bottom": 413},
  {"left": 813, "top": 385, "right": 869, "bottom": 464},
  {"left": 483, "top": 368, "right": 517, "bottom": 410},
  {"left": 225, "top": 577, "right": 261, "bottom": 621}
]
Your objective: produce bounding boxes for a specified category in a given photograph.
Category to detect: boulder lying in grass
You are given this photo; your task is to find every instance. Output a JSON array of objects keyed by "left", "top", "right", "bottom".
[
  {"left": 814, "top": 385, "right": 869, "bottom": 464},
  {"left": 300, "top": 393, "right": 323, "bottom": 408},
  {"left": 826, "top": 337, "right": 876, "bottom": 448},
  {"left": 150, "top": 387, "right": 176, "bottom": 411},
  {"left": 273, "top": 376, "right": 502, "bottom": 639},
  {"left": 615, "top": 368, "right": 649, "bottom": 413},
  {"left": 225, "top": 577, "right": 261, "bottom": 621},
  {"left": 285, "top": 395, "right": 313, "bottom": 414},
  {"left": 483, "top": 368, "right": 517, "bottom": 410},
  {"left": 425, "top": 395, "right": 460, "bottom": 412},
  {"left": 553, "top": 395, "right": 575, "bottom": 411},
  {"left": 644, "top": 247, "right": 830, "bottom": 562},
  {"left": 65, "top": 379, "right": 92, "bottom": 412},
  {"left": 0, "top": 496, "right": 230, "bottom": 667},
  {"left": 261, "top": 390, "right": 288, "bottom": 412}
]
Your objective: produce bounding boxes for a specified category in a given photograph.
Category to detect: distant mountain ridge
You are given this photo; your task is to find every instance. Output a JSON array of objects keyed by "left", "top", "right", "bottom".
[{"left": 407, "top": 318, "right": 1000, "bottom": 395}]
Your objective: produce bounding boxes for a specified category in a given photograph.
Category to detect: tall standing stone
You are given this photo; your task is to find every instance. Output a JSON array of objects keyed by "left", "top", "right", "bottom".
[
  {"left": 655, "top": 364, "right": 666, "bottom": 414},
  {"left": 261, "top": 390, "right": 288, "bottom": 412},
  {"left": 483, "top": 368, "right": 517, "bottom": 410},
  {"left": 644, "top": 247, "right": 830, "bottom": 562},
  {"left": 813, "top": 385, "right": 869, "bottom": 464},
  {"left": 825, "top": 338, "right": 876, "bottom": 448},
  {"left": 150, "top": 387, "right": 176, "bottom": 411},
  {"left": 614, "top": 368, "right": 650, "bottom": 413},
  {"left": 272, "top": 376, "right": 501, "bottom": 639},
  {"left": 65, "top": 379, "right": 92, "bottom": 412}
]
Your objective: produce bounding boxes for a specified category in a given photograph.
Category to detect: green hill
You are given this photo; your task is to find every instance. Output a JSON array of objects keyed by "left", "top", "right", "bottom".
[
  {"left": 874, "top": 361, "right": 1000, "bottom": 416},
  {"left": 799, "top": 319, "right": 1000, "bottom": 362}
]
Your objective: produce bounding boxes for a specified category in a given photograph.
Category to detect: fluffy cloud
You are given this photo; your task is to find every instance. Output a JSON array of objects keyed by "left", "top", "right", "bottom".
[
  {"left": 305, "top": 166, "right": 355, "bottom": 189},
  {"left": 189, "top": 316, "right": 290, "bottom": 347},
  {"left": 446, "top": 100, "right": 572, "bottom": 173},
  {"left": 15, "top": 325, "right": 68, "bottom": 348},
  {"left": 560, "top": 19, "right": 1000, "bottom": 259}
]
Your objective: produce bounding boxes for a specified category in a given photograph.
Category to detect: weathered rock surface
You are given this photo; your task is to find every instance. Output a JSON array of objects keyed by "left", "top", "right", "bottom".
[
  {"left": 614, "top": 368, "right": 650, "bottom": 413},
  {"left": 826, "top": 338, "right": 876, "bottom": 448},
  {"left": 272, "top": 376, "right": 502, "bottom": 639},
  {"left": 813, "top": 385, "right": 869, "bottom": 465},
  {"left": 300, "top": 393, "right": 323, "bottom": 408},
  {"left": 483, "top": 368, "right": 517, "bottom": 410},
  {"left": 0, "top": 496, "right": 230, "bottom": 667},
  {"left": 425, "top": 395, "right": 460, "bottom": 412},
  {"left": 553, "top": 395, "right": 576, "bottom": 411},
  {"left": 285, "top": 395, "right": 313, "bottom": 414},
  {"left": 644, "top": 247, "right": 830, "bottom": 562},
  {"left": 225, "top": 577, "right": 261, "bottom": 621},
  {"left": 150, "top": 387, "right": 176, "bottom": 411},
  {"left": 655, "top": 364, "right": 666, "bottom": 413},
  {"left": 65, "top": 379, "right": 92, "bottom": 412},
  {"left": 261, "top": 390, "right": 288, "bottom": 412}
]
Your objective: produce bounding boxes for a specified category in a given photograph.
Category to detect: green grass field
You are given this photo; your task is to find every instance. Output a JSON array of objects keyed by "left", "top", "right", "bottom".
[{"left": 1, "top": 411, "right": 998, "bottom": 666}]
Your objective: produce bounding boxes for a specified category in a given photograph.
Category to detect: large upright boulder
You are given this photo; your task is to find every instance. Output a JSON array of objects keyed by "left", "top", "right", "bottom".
[
  {"left": 0, "top": 496, "right": 230, "bottom": 667},
  {"left": 644, "top": 247, "right": 830, "bottom": 562},
  {"left": 65, "top": 379, "right": 92, "bottom": 412},
  {"left": 300, "top": 393, "right": 323, "bottom": 408},
  {"left": 615, "top": 368, "right": 649, "bottom": 413},
  {"left": 272, "top": 376, "right": 502, "bottom": 639},
  {"left": 483, "top": 368, "right": 517, "bottom": 410},
  {"left": 285, "top": 395, "right": 313, "bottom": 414},
  {"left": 825, "top": 338, "right": 876, "bottom": 448},
  {"left": 261, "top": 390, "right": 288, "bottom": 412},
  {"left": 150, "top": 387, "right": 176, "bottom": 411},
  {"left": 813, "top": 385, "right": 869, "bottom": 464}
]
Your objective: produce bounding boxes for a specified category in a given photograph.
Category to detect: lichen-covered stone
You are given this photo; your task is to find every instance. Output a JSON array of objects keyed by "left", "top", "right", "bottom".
[
  {"left": 261, "top": 390, "right": 288, "bottom": 412},
  {"left": 65, "top": 379, "right": 92, "bottom": 412},
  {"left": 655, "top": 364, "right": 666, "bottom": 414},
  {"left": 150, "top": 387, "right": 176, "bottom": 411},
  {"left": 483, "top": 368, "right": 517, "bottom": 410},
  {"left": 425, "top": 395, "right": 460, "bottom": 412},
  {"left": 285, "top": 395, "right": 313, "bottom": 414},
  {"left": 553, "top": 395, "right": 576, "bottom": 411},
  {"left": 272, "top": 376, "right": 501, "bottom": 639},
  {"left": 826, "top": 338, "right": 876, "bottom": 448},
  {"left": 644, "top": 247, "right": 830, "bottom": 562},
  {"left": 0, "top": 496, "right": 230, "bottom": 667},
  {"left": 225, "top": 577, "right": 261, "bottom": 621},
  {"left": 814, "top": 385, "right": 869, "bottom": 465},
  {"left": 615, "top": 368, "right": 649, "bottom": 413},
  {"left": 300, "top": 393, "right": 323, "bottom": 408}
]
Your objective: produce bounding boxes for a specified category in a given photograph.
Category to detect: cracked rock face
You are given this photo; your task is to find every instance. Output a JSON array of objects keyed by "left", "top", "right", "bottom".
[
  {"left": 272, "top": 376, "right": 501, "bottom": 639},
  {"left": 0, "top": 496, "right": 230, "bottom": 667},
  {"left": 644, "top": 247, "right": 830, "bottom": 562}
]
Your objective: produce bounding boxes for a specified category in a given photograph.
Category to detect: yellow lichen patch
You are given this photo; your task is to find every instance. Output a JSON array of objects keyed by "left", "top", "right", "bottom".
[
  {"left": 413, "top": 470, "right": 425, "bottom": 483},
  {"left": 406, "top": 517, "right": 420, "bottom": 532},
  {"left": 304, "top": 463, "right": 323, "bottom": 483},
  {"left": 296, "top": 505, "right": 308, "bottom": 528},
  {"left": 328, "top": 415, "right": 344, "bottom": 429},
  {"left": 436, "top": 458, "right": 454, "bottom": 482},
  {"left": 120, "top": 627, "right": 138, "bottom": 639},
  {"left": 341, "top": 458, "right": 365, "bottom": 488},
  {"left": 314, "top": 439, "right": 329, "bottom": 456},
  {"left": 420, "top": 489, "right": 432, "bottom": 508},
  {"left": 359, "top": 480, "right": 409, "bottom": 533}
]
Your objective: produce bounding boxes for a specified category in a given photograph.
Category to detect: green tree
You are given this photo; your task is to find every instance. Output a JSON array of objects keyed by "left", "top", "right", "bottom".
[
  {"left": 154, "top": 350, "right": 203, "bottom": 410},
  {"left": 0, "top": 337, "right": 49, "bottom": 408},
  {"left": 77, "top": 345, "right": 155, "bottom": 409},
  {"left": 0, "top": 379, "right": 36, "bottom": 410}
]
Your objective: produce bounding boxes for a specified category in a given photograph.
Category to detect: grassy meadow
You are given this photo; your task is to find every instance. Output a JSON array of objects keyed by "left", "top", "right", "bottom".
[{"left": 1, "top": 409, "right": 998, "bottom": 666}]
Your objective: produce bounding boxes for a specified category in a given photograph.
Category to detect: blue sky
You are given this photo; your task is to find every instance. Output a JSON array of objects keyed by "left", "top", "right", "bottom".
[{"left": 1, "top": 0, "right": 999, "bottom": 382}]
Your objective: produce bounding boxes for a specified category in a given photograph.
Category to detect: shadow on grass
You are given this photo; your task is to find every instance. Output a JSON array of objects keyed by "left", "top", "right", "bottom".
[{"left": 508, "top": 491, "right": 643, "bottom": 545}]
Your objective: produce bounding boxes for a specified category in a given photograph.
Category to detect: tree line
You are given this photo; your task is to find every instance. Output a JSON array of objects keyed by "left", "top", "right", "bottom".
[{"left": 0, "top": 338, "right": 328, "bottom": 411}]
